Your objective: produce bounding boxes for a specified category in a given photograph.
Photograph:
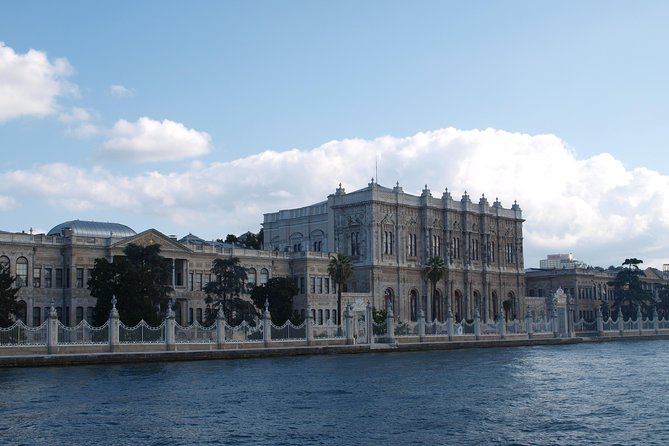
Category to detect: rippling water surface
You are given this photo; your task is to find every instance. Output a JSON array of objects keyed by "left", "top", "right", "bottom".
[{"left": 2, "top": 340, "right": 669, "bottom": 445}]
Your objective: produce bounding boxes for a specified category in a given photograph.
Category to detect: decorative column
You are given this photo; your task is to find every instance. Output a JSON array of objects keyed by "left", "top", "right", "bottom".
[
  {"left": 386, "top": 300, "right": 395, "bottom": 343},
  {"left": 366, "top": 302, "right": 373, "bottom": 345},
  {"left": 418, "top": 307, "right": 426, "bottom": 342},
  {"left": 474, "top": 306, "right": 481, "bottom": 340},
  {"left": 653, "top": 307, "right": 659, "bottom": 335},
  {"left": 165, "top": 300, "right": 176, "bottom": 351},
  {"left": 525, "top": 305, "right": 533, "bottom": 339},
  {"left": 618, "top": 307, "right": 624, "bottom": 336},
  {"left": 551, "top": 303, "right": 559, "bottom": 338},
  {"left": 344, "top": 304, "right": 354, "bottom": 345},
  {"left": 109, "top": 296, "right": 120, "bottom": 352},
  {"left": 596, "top": 306, "right": 604, "bottom": 336},
  {"left": 263, "top": 299, "right": 272, "bottom": 347},
  {"left": 637, "top": 305, "right": 643, "bottom": 335},
  {"left": 47, "top": 300, "right": 59, "bottom": 354},
  {"left": 498, "top": 305, "right": 506, "bottom": 340},
  {"left": 446, "top": 300, "right": 454, "bottom": 341},
  {"left": 306, "top": 303, "right": 314, "bottom": 345},
  {"left": 215, "top": 307, "right": 226, "bottom": 349}
]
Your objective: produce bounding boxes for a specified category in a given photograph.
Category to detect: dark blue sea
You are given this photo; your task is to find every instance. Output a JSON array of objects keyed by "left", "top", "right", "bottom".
[{"left": 2, "top": 340, "right": 668, "bottom": 445}]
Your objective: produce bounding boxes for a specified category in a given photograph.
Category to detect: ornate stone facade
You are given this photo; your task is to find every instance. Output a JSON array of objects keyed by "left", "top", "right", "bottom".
[{"left": 263, "top": 181, "right": 526, "bottom": 323}]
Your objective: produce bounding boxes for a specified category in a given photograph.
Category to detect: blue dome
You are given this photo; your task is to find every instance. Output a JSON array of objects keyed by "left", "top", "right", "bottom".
[{"left": 47, "top": 220, "right": 137, "bottom": 238}]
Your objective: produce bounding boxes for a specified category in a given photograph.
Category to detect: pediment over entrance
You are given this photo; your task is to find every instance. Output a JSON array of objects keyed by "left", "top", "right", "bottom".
[{"left": 111, "top": 229, "right": 192, "bottom": 255}]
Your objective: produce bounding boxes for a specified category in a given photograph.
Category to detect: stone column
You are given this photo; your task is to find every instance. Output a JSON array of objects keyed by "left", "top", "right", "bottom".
[
  {"left": 618, "top": 307, "right": 624, "bottom": 336},
  {"left": 306, "top": 303, "right": 314, "bottom": 345},
  {"left": 47, "top": 301, "right": 59, "bottom": 354},
  {"left": 366, "top": 302, "right": 373, "bottom": 345},
  {"left": 474, "top": 306, "right": 481, "bottom": 340},
  {"left": 498, "top": 305, "right": 506, "bottom": 340},
  {"left": 109, "top": 296, "right": 120, "bottom": 352},
  {"left": 386, "top": 301, "right": 395, "bottom": 343},
  {"left": 596, "top": 306, "right": 604, "bottom": 336},
  {"left": 263, "top": 299, "right": 272, "bottom": 347},
  {"left": 551, "top": 304, "right": 559, "bottom": 338},
  {"left": 653, "top": 307, "right": 659, "bottom": 335},
  {"left": 418, "top": 307, "right": 426, "bottom": 342},
  {"left": 165, "top": 301, "right": 176, "bottom": 351},
  {"left": 344, "top": 304, "right": 354, "bottom": 345},
  {"left": 446, "top": 300, "right": 454, "bottom": 341},
  {"left": 215, "top": 308, "right": 225, "bottom": 349},
  {"left": 637, "top": 305, "right": 643, "bottom": 335},
  {"left": 525, "top": 305, "right": 533, "bottom": 339}
]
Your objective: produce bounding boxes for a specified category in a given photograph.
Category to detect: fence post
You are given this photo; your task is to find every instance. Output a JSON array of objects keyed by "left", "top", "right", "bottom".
[
  {"left": 551, "top": 304, "right": 559, "bottom": 338},
  {"left": 596, "top": 306, "right": 604, "bottom": 336},
  {"left": 109, "top": 296, "right": 120, "bottom": 352},
  {"left": 637, "top": 305, "right": 643, "bottom": 335},
  {"left": 474, "top": 306, "right": 481, "bottom": 340},
  {"left": 216, "top": 308, "right": 225, "bottom": 349},
  {"left": 366, "top": 302, "right": 374, "bottom": 345},
  {"left": 498, "top": 305, "right": 506, "bottom": 340},
  {"left": 306, "top": 303, "right": 314, "bottom": 346},
  {"left": 525, "top": 305, "right": 533, "bottom": 339},
  {"left": 344, "top": 304, "right": 354, "bottom": 345},
  {"left": 263, "top": 299, "right": 272, "bottom": 347},
  {"left": 653, "top": 306, "right": 659, "bottom": 335},
  {"left": 446, "top": 301, "right": 454, "bottom": 341},
  {"left": 417, "top": 306, "right": 426, "bottom": 342},
  {"left": 46, "top": 301, "right": 58, "bottom": 354},
  {"left": 386, "top": 301, "right": 396, "bottom": 343},
  {"left": 165, "top": 302, "right": 176, "bottom": 351},
  {"left": 618, "top": 307, "right": 624, "bottom": 336}
]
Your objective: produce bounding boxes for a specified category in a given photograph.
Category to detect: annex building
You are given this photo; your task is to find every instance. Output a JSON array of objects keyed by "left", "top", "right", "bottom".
[{"left": 0, "top": 181, "right": 526, "bottom": 327}]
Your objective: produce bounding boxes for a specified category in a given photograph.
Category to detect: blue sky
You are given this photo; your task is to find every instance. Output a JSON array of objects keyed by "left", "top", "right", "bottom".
[{"left": 1, "top": 1, "right": 668, "bottom": 269}]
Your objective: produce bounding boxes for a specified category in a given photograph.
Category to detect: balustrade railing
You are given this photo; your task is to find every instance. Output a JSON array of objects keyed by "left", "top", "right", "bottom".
[{"left": 0, "top": 320, "right": 47, "bottom": 346}]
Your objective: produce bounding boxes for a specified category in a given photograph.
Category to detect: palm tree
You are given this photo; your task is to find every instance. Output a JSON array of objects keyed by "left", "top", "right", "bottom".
[
  {"left": 424, "top": 256, "right": 446, "bottom": 321},
  {"left": 327, "top": 253, "right": 353, "bottom": 326}
]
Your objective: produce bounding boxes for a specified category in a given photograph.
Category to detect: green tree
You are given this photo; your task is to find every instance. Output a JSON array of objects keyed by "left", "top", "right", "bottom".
[
  {"left": 0, "top": 269, "right": 20, "bottom": 327},
  {"left": 658, "top": 284, "right": 669, "bottom": 320},
  {"left": 250, "top": 277, "right": 299, "bottom": 324},
  {"left": 609, "top": 258, "right": 654, "bottom": 319},
  {"left": 89, "top": 243, "right": 173, "bottom": 326},
  {"left": 327, "top": 253, "right": 353, "bottom": 326},
  {"left": 204, "top": 257, "right": 248, "bottom": 325},
  {"left": 424, "top": 256, "right": 446, "bottom": 321}
]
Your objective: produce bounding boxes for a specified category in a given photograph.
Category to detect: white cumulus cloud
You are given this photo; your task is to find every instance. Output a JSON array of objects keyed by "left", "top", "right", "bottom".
[
  {"left": 102, "top": 117, "right": 212, "bottom": 162},
  {"left": 1, "top": 127, "right": 668, "bottom": 269},
  {"left": 110, "top": 84, "right": 134, "bottom": 97},
  {"left": 0, "top": 42, "right": 76, "bottom": 122}
]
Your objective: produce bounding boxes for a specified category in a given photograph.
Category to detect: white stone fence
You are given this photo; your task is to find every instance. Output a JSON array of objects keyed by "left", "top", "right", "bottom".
[{"left": 2, "top": 301, "right": 669, "bottom": 354}]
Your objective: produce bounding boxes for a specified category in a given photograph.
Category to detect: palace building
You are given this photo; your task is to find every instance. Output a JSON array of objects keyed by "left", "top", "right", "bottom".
[{"left": 0, "top": 181, "right": 526, "bottom": 326}]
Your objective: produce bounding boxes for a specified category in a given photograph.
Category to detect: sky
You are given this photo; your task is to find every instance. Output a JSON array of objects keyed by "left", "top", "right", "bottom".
[{"left": 1, "top": 1, "right": 668, "bottom": 269}]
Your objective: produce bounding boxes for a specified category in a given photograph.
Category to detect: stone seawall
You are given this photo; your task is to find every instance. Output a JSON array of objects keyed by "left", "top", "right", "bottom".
[{"left": 2, "top": 334, "right": 668, "bottom": 368}]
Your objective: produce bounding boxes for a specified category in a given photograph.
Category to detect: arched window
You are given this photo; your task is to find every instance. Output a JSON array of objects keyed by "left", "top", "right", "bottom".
[
  {"left": 259, "top": 268, "right": 269, "bottom": 285},
  {"left": 16, "top": 257, "right": 28, "bottom": 287},
  {"left": 453, "top": 290, "right": 463, "bottom": 322},
  {"left": 410, "top": 290, "right": 418, "bottom": 322},
  {"left": 247, "top": 268, "right": 257, "bottom": 286},
  {"left": 0, "top": 256, "right": 9, "bottom": 274}
]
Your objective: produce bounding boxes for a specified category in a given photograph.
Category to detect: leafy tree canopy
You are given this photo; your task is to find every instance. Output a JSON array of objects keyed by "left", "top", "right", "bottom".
[
  {"left": 89, "top": 243, "right": 173, "bottom": 326},
  {"left": 0, "top": 269, "right": 20, "bottom": 327},
  {"left": 250, "top": 277, "right": 299, "bottom": 324},
  {"left": 204, "top": 257, "right": 250, "bottom": 325},
  {"left": 608, "top": 258, "right": 653, "bottom": 319}
]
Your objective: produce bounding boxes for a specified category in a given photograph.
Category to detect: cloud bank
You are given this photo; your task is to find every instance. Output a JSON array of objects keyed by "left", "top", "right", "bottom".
[
  {"left": 0, "top": 42, "right": 76, "bottom": 122},
  {"left": 1, "top": 127, "right": 667, "bottom": 268},
  {"left": 102, "top": 117, "right": 212, "bottom": 162}
]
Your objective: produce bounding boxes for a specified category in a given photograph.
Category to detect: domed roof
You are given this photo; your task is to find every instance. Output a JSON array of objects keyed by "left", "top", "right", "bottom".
[{"left": 47, "top": 220, "right": 137, "bottom": 238}]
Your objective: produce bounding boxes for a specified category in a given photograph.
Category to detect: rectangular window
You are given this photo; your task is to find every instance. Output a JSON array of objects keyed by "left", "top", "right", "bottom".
[
  {"left": 310, "top": 276, "right": 316, "bottom": 293},
  {"left": 55, "top": 268, "right": 63, "bottom": 288},
  {"left": 195, "top": 273, "right": 203, "bottom": 291},
  {"left": 33, "top": 307, "right": 41, "bottom": 326},
  {"left": 33, "top": 267, "right": 41, "bottom": 288},
  {"left": 317, "top": 277, "right": 323, "bottom": 294},
  {"left": 299, "top": 277, "right": 305, "bottom": 294},
  {"left": 45, "top": 268, "right": 52, "bottom": 288},
  {"left": 189, "top": 308, "right": 194, "bottom": 324},
  {"left": 324, "top": 278, "right": 330, "bottom": 294},
  {"left": 86, "top": 307, "right": 94, "bottom": 322},
  {"left": 76, "top": 306, "right": 84, "bottom": 324},
  {"left": 196, "top": 308, "right": 203, "bottom": 323},
  {"left": 65, "top": 268, "right": 70, "bottom": 289},
  {"left": 76, "top": 268, "right": 84, "bottom": 288},
  {"left": 188, "top": 272, "right": 194, "bottom": 291}
]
